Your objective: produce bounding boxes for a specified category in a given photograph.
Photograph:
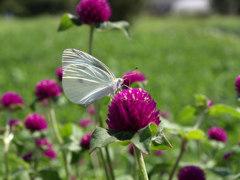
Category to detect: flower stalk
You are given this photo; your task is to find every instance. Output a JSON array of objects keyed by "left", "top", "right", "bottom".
[{"left": 133, "top": 145, "right": 149, "bottom": 180}]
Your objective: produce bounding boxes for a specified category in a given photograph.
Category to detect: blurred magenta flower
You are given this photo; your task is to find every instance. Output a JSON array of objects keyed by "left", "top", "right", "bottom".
[
  {"left": 207, "top": 126, "right": 227, "bottom": 142},
  {"left": 79, "top": 118, "right": 92, "bottom": 127},
  {"left": 9, "top": 119, "right": 22, "bottom": 130},
  {"left": 207, "top": 99, "right": 213, "bottom": 108},
  {"left": 76, "top": 0, "right": 111, "bottom": 25},
  {"left": 22, "top": 153, "right": 33, "bottom": 162},
  {"left": 55, "top": 67, "right": 63, "bottom": 81},
  {"left": 177, "top": 166, "right": 205, "bottom": 180},
  {"left": 80, "top": 133, "right": 92, "bottom": 149},
  {"left": 24, "top": 113, "right": 48, "bottom": 131},
  {"left": 87, "top": 106, "right": 95, "bottom": 115},
  {"left": 35, "top": 79, "right": 62, "bottom": 100},
  {"left": 0, "top": 92, "right": 24, "bottom": 110},
  {"left": 106, "top": 88, "right": 160, "bottom": 132},
  {"left": 155, "top": 150, "right": 164, "bottom": 156},
  {"left": 122, "top": 70, "right": 146, "bottom": 89},
  {"left": 223, "top": 152, "right": 233, "bottom": 160},
  {"left": 235, "top": 75, "right": 240, "bottom": 95},
  {"left": 36, "top": 139, "right": 52, "bottom": 148},
  {"left": 44, "top": 148, "right": 57, "bottom": 159},
  {"left": 160, "top": 110, "right": 169, "bottom": 119}
]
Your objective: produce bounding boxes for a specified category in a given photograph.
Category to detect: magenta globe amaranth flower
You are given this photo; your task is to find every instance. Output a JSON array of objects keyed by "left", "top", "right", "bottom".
[
  {"left": 235, "top": 75, "right": 240, "bottom": 95},
  {"left": 0, "top": 92, "right": 24, "bottom": 110},
  {"left": 177, "top": 166, "right": 206, "bottom": 180},
  {"left": 79, "top": 118, "right": 92, "bottom": 127},
  {"left": 44, "top": 148, "right": 57, "bottom": 159},
  {"left": 106, "top": 88, "right": 160, "bottom": 132},
  {"left": 22, "top": 153, "right": 33, "bottom": 162},
  {"left": 35, "top": 79, "right": 62, "bottom": 100},
  {"left": 87, "top": 106, "right": 95, "bottom": 115},
  {"left": 80, "top": 133, "right": 92, "bottom": 149},
  {"left": 36, "top": 139, "right": 52, "bottom": 148},
  {"left": 76, "top": 0, "right": 111, "bottom": 25},
  {"left": 122, "top": 70, "right": 146, "bottom": 89},
  {"left": 223, "top": 152, "right": 233, "bottom": 160},
  {"left": 155, "top": 150, "right": 164, "bottom": 156},
  {"left": 55, "top": 67, "right": 63, "bottom": 81},
  {"left": 24, "top": 113, "right": 48, "bottom": 131},
  {"left": 207, "top": 126, "right": 227, "bottom": 142}
]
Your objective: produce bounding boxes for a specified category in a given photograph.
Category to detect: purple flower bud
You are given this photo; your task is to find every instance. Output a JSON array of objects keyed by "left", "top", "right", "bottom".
[
  {"left": 9, "top": 119, "right": 22, "bottom": 130},
  {"left": 22, "top": 153, "right": 33, "bottom": 162},
  {"left": 87, "top": 106, "right": 95, "bottom": 115},
  {"left": 43, "top": 148, "right": 57, "bottom": 159},
  {"left": 80, "top": 133, "right": 92, "bottom": 149},
  {"left": 55, "top": 67, "right": 63, "bottom": 81},
  {"left": 35, "top": 79, "right": 62, "bottom": 100},
  {"left": 155, "top": 150, "right": 164, "bottom": 156},
  {"left": 223, "top": 152, "right": 233, "bottom": 160},
  {"left": 207, "top": 99, "right": 213, "bottom": 108},
  {"left": 235, "top": 75, "right": 240, "bottom": 95},
  {"left": 122, "top": 71, "right": 146, "bottom": 89},
  {"left": 0, "top": 92, "right": 24, "bottom": 110},
  {"left": 106, "top": 88, "right": 160, "bottom": 132},
  {"left": 177, "top": 166, "right": 206, "bottom": 180},
  {"left": 76, "top": 0, "right": 111, "bottom": 25},
  {"left": 128, "top": 144, "right": 134, "bottom": 156},
  {"left": 207, "top": 126, "right": 227, "bottom": 142},
  {"left": 79, "top": 118, "right": 92, "bottom": 127},
  {"left": 24, "top": 113, "right": 48, "bottom": 131}
]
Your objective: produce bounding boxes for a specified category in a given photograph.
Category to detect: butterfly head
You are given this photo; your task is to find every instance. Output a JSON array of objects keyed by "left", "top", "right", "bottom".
[{"left": 115, "top": 78, "right": 124, "bottom": 90}]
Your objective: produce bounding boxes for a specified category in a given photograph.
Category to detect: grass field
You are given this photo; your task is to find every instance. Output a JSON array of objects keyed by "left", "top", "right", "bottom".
[{"left": 1, "top": 14, "right": 240, "bottom": 179}]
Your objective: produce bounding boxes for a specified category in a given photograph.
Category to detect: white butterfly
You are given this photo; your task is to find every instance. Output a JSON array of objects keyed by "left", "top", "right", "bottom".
[{"left": 62, "top": 49, "right": 123, "bottom": 106}]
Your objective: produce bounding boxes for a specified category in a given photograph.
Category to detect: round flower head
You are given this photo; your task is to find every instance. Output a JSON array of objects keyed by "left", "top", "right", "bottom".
[
  {"left": 9, "top": 119, "right": 22, "bottom": 130},
  {"left": 155, "top": 150, "right": 164, "bottom": 156},
  {"left": 106, "top": 88, "right": 160, "bottom": 132},
  {"left": 235, "top": 75, "right": 240, "bottom": 95},
  {"left": 223, "top": 152, "right": 233, "bottom": 160},
  {"left": 22, "top": 153, "right": 33, "bottom": 162},
  {"left": 80, "top": 133, "right": 92, "bottom": 149},
  {"left": 55, "top": 67, "right": 63, "bottom": 81},
  {"left": 177, "top": 166, "right": 206, "bottom": 180},
  {"left": 0, "top": 92, "right": 24, "bottom": 110},
  {"left": 44, "top": 148, "right": 57, "bottom": 159},
  {"left": 24, "top": 113, "right": 48, "bottom": 131},
  {"left": 76, "top": 0, "right": 111, "bottom": 24},
  {"left": 87, "top": 106, "right": 95, "bottom": 115},
  {"left": 207, "top": 126, "right": 227, "bottom": 142},
  {"left": 35, "top": 79, "right": 62, "bottom": 100},
  {"left": 79, "top": 118, "right": 92, "bottom": 127},
  {"left": 122, "top": 71, "right": 146, "bottom": 89}
]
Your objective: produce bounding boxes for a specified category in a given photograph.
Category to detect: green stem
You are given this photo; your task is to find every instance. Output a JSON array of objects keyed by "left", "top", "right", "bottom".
[
  {"left": 133, "top": 145, "right": 149, "bottom": 180},
  {"left": 3, "top": 109, "right": 11, "bottom": 180},
  {"left": 105, "top": 146, "right": 115, "bottom": 180},
  {"left": 48, "top": 102, "right": 71, "bottom": 180},
  {"left": 88, "top": 24, "right": 94, "bottom": 55},
  {"left": 99, "top": 149, "right": 110, "bottom": 180},
  {"left": 168, "top": 138, "right": 187, "bottom": 180},
  {"left": 133, "top": 149, "right": 139, "bottom": 180},
  {"left": 193, "top": 111, "right": 206, "bottom": 129}
]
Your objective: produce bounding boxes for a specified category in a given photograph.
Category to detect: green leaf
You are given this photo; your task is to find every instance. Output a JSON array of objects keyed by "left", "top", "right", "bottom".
[
  {"left": 186, "top": 129, "right": 204, "bottom": 140},
  {"left": 61, "top": 136, "right": 81, "bottom": 152},
  {"left": 223, "top": 174, "right": 240, "bottom": 180},
  {"left": 208, "top": 104, "right": 240, "bottom": 119},
  {"left": 151, "top": 128, "right": 172, "bottom": 150},
  {"left": 58, "top": 13, "right": 82, "bottom": 32},
  {"left": 39, "top": 169, "right": 61, "bottom": 180},
  {"left": 89, "top": 127, "right": 135, "bottom": 154},
  {"left": 61, "top": 123, "right": 83, "bottom": 140},
  {"left": 12, "top": 168, "right": 32, "bottom": 180},
  {"left": 118, "top": 140, "right": 131, "bottom": 146},
  {"left": 194, "top": 94, "right": 207, "bottom": 107},
  {"left": 177, "top": 106, "right": 196, "bottom": 122},
  {"left": 96, "top": 21, "right": 131, "bottom": 40},
  {"left": 130, "top": 124, "right": 153, "bottom": 154},
  {"left": 150, "top": 123, "right": 158, "bottom": 137},
  {"left": 207, "top": 167, "right": 231, "bottom": 177},
  {"left": 148, "top": 163, "right": 170, "bottom": 178},
  {"left": 8, "top": 154, "right": 30, "bottom": 169}
]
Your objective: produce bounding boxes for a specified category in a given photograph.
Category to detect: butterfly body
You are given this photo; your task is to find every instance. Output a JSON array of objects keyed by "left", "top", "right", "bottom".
[{"left": 62, "top": 49, "right": 123, "bottom": 106}]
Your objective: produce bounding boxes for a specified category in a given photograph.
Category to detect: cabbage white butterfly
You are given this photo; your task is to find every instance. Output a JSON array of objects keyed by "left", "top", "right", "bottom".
[{"left": 62, "top": 49, "right": 123, "bottom": 106}]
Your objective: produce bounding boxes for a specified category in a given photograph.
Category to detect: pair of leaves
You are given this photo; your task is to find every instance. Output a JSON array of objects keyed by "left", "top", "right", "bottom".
[
  {"left": 58, "top": 13, "right": 131, "bottom": 39},
  {"left": 90, "top": 123, "right": 172, "bottom": 154}
]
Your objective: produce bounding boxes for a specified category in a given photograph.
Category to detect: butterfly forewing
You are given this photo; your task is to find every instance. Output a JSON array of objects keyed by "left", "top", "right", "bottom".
[{"left": 62, "top": 49, "right": 116, "bottom": 80}]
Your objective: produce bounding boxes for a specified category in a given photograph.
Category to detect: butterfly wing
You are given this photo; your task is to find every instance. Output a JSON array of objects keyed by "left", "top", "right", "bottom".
[
  {"left": 62, "top": 48, "right": 116, "bottom": 80},
  {"left": 62, "top": 63, "right": 116, "bottom": 106}
]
